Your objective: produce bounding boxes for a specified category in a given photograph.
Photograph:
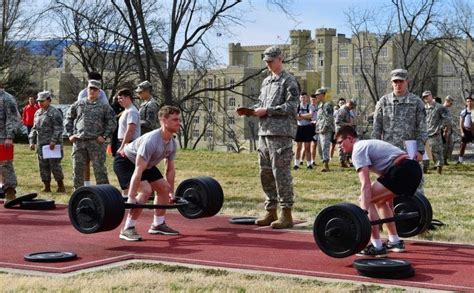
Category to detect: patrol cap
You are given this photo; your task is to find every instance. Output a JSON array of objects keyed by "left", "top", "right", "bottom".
[
  {"left": 422, "top": 90, "right": 432, "bottom": 97},
  {"left": 37, "top": 91, "right": 51, "bottom": 102},
  {"left": 315, "top": 87, "right": 327, "bottom": 95},
  {"left": 262, "top": 46, "right": 282, "bottom": 62},
  {"left": 135, "top": 80, "right": 152, "bottom": 93},
  {"left": 445, "top": 95, "right": 454, "bottom": 102},
  {"left": 390, "top": 69, "right": 408, "bottom": 81},
  {"left": 88, "top": 79, "right": 101, "bottom": 89}
]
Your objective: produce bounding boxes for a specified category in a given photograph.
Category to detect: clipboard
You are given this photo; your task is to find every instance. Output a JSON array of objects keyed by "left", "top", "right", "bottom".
[
  {"left": 42, "top": 144, "right": 62, "bottom": 159},
  {"left": 0, "top": 144, "right": 14, "bottom": 161}
]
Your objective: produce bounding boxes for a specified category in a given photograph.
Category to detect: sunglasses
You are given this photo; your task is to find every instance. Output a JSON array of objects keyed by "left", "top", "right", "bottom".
[{"left": 336, "top": 137, "right": 347, "bottom": 144}]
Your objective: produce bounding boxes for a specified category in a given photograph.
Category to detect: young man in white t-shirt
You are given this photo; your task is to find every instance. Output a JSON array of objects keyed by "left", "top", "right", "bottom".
[
  {"left": 113, "top": 106, "right": 180, "bottom": 241},
  {"left": 335, "top": 126, "right": 422, "bottom": 257}
]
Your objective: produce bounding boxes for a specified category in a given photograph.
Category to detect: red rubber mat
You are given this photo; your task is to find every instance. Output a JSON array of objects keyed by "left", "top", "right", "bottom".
[{"left": 0, "top": 203, "right": 473, "bottom": 291}]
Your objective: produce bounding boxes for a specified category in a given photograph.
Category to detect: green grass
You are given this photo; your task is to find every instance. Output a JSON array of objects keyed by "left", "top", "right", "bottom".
[{"left": 3, "top": 143, "right": 473, "bottom": 291}]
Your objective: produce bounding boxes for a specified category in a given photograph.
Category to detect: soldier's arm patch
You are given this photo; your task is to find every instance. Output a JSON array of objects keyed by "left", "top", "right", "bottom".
[{"left": 289, "top": 87, "right": 298, "bottom": 98}]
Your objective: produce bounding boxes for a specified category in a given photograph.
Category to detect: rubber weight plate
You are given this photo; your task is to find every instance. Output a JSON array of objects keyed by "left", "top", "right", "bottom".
[
  {"left": 4, "top": 193, "right": 38, "bottom": 208},
  {"left": 24, "top": 251, "right": 77, "bottom": 262},
  {"left": 394, "top": 191, "right": 432, "bottom": 237},
  {"left": 19, "top": 199, "right": 56, "bottom": 210},
  {"left": 357, "top": 267, "right": 415, "bottom": 279},
  {"left": 229, "top": 217, "right": 257, "bottom": 225},
  {"left": 175, "top": 177, "right": 223, "bottom": 219},
  {"left": 353, "top": 258, "right": 412, "bottom": 273}
]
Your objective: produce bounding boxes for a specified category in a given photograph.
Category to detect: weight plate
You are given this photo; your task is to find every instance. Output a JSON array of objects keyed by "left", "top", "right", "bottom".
[
  {"left": 353, "top": 258, "right": 412, "bottom": 273},
  {"left": 229, "top": 217, "right": 257, "bottom": 225},
  {"left": 4, "top": 193, "right": 38, "bottom": 209},
  {"left": 68, "top": 185, "right": 124, "bottom": 234},
  {"left": 313, "top": 203, "right": 370, "bottom": 258},
  {"left": 175, "top": 177, "right": 223, "bottom": 219},
  {"left": 199, "top": 176, "right": 224, "bottom": 217},
  {"left": 394, "top": 191, "right": 432, "bottom": 237},
  {"left": 24, "top": 251, "right": 77, "bottom": 263},
  {"left": 19, "top": 199, "right": 56, "bottom": 210},
  {"left": 357, "top": 267, "right": 415, "bottom": 279}
]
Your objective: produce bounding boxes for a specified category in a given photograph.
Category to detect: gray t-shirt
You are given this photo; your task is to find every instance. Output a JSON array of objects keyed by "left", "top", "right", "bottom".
[
  {"left": 118, "top": 106, "right": 140, "bottom": 140},
  {"left": 124, "top": 128, "right": 177, "bottom": 169},
  {"left": 351, "top": 139, "right": 406, "bottom": 175}
]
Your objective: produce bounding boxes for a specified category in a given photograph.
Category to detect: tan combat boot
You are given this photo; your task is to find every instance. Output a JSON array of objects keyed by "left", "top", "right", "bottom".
[
  {"left": 255, "top": 209, "right": 278, "bottom": 226},
  {"left": 42, "top": 181, "right": 51, "bottom": 192},
  {"left": 56, "top": 180, "right": 66, "bottom": 193},
  {"left": 321, "top": 161, "right": 330, "bottom": 172},
  {"left": 4, "top": 188, "right": 16, "bottom": 204},
  {"left": 340, "top": 161, "right": 350, "bottom": 168},
  {"left": 270, "top": 208, "right": 293, "bottom": 229}
]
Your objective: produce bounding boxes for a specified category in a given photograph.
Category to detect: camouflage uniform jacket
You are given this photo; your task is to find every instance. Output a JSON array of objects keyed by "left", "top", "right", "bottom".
[
  {"left": 0, "top": 90, "right": 20, "bottom": 139},
  {"left": 425, "top": 102, "right": 448, "bottom": 137},
  {"left": 441, "top": 106, "right": 454, "bottom": 134},
  {"left": 252, "top": 70, "right": 299, "bottom": 138},
  {"left": 64, "top": 99, "right": 116, "bottom": 140},
  {"left": 335, "top": 105, "right": 352, "bottom": 131},
  {"left": 371, "top": 92, "right": 427, "bottom": 153},
  {"left": 315, "top": 101, "right": 335, "bottom": 134},
  {"left": 139, "top": 97, "right": 160, "bottom": 133},
  {"left": 29, "top": 105, "right": 64, "bottom": 146}
]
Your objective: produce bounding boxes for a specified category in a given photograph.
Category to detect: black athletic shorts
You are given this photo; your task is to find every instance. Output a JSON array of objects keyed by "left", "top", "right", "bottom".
[
  {"left": 377, "top": 159, "right": 422, "bottom": 196},
  {"left": 461, "top": 128, "right": 473, "bottom": 143},
  {"left": 295, "top": 124, "right": 315, "bottom": 142},
  {"left": 113, "top": 155, "right": 163, "bottom": 190}
]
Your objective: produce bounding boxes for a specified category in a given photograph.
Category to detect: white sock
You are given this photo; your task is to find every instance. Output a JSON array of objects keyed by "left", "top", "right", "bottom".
[
  {"left": 310, "top": 160, "right": 314, "bottom": 165},
  {"left": 153, "top": 216, "right": 165, "bottom": 226},
  {"left": 84, "top": 181, "right": 92, "bottom": 186},
  {"left": 124, "top": 218, "right": 136, "bottom": 229},
  {"left": 294, "top": 159, "right": 300, "bottom": 166},
  {"left": 459, "top": 156, "right": 464, "bottom": 162},
  {"left": 388, "top": 235, "right": 400, "bottom": 243},
  {"left": 307, "top": 161, "right": 312, "bottom": 166},
  {"left": 371, "top": 239, "right": 383, "bottom": 249}
]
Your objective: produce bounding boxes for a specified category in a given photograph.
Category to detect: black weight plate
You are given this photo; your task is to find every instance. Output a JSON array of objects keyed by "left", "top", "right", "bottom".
[
  {"left": 0, "top": 187, "right": 4, "bottom": 199},
  {"left": 24, "top": 251, "right": 77, "bottom": 263},
  {"left": 4, "top": 193, "right": 38, "bottom": 208},
  {"left": 338, "top": 203, "right": 372, "bottom": 253},
  {"left": 94, "top": 184, "right": 125, "bottom": 232},
  {"left": 353, "top": 258, "right": 412, "bottom": 273},
  {"left": 313, "top": 203, "right": 370, "bottom": 258},
  {"left": 229, "top": 217, "right": 257, "bottom": 225},
  {"left": 199, "top": 176, "right": 224, "bottom": 217},
  {"left": 19, "top": 199, "right": 56, "bottom": 210},
  {"left": 175, "top": 178, "right": 209, "bottom": 219},
  {"left": 394, "top": 191, "right": 431, "bottom": 237},
  {"left": 357, "top": 267, "right": 415, "bottom": 279}
]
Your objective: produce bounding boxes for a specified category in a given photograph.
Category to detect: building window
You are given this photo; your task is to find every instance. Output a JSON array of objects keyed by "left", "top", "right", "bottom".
[
  {"left": 355, "top": 80, "right": 367, "bottom": 90},
  {"left": 208, "top": 79, "right": 213, "bottom": 88},
  {"left": 338, "top": 65, "right": 349, "bottom": 75},
  {"left": 229, "top": 78, "right": 235, "bottom": 86},
  {"left": 179, "top": 79, "right": 186, "bottom": 89},
  {"left": 443, "top": 63, "right": 455, "bottom": 75},
  {"left": 380, "top": 47, "right": 388, "bottom": 57},
  {"left": 377, "top": 81, "right": 388, "bottom": 92},
  {"left": 206, "top": 129, "right": 213, "bottom": 139},
  {"left": 318, "top": 51, "right": 324, "bottom": 67},
  {"left": 339, "top": 48, "right": 348, "bottom": 59},
  {"left": 193, "top": 116, "right": 200, "bottom": 124},
  {"left": 378, "top": 64, "right": 389, "bottom": 74},
  {"left": 228, "top": 117, "right": 235, "bottom": 125},
  {"left": 306, "top": 51, "right": 314, "bottom": 68},
  {"left": 247, "top": 53, "right": 253, "bottom": 67},
  {"left": 443, "top": 79, "right": 454, "bottom": 90},
  {"left": 207, "top": 99, "right": 213, "bottom": 111},
  {"left": 338, "top": 80, "right": 349, "bottom": 90},
  {"left": 228, "top": 97, "right": 236, "bottom": 107},
  {"left": 193, "top": 129, "right": 200, "bottom": 138},
  {"left": 318, "top": 38, "right": 324, "bottom": 44}
]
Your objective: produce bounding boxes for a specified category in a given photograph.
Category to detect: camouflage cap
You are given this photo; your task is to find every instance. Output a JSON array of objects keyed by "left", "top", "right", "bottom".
[
  {"left": 390, "top": 69, "right": 408, "bottom": 81},
  {"left": 37, "top": 91, "right": 51, "bottom": 101},
  {"left": 135, "top": 80, "right": 152, "bottom": 93},
  {"left": 88, "top": 79, "right": 101, "bottom": 89},
  {"left": 262, "top": 46, "right": 282, "bottom": 62},
  {"left": 315, "top": 87, "right": 327, "bottom": 95},
  {"left": 445, "top": 95, "right": 454, "bottom": 102},
  {"left": 422, "top": 90, "right": 432, "bottom": 97}
]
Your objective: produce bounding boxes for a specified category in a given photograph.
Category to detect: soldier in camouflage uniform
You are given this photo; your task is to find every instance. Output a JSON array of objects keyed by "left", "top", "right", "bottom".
[
  {"left": 65, "top": 80, "right": 117, "bottom": 190},
  {"left": 29, "top": 91, "right": 66, "bottom": 193},
  {"left": 237, "top": 46, "right": 299, "bottom": 229},
  {"left": 0, "top": 85, "right": 20, "bottom": 203},
  {"left": 335, "top": 99, "right": 357, "bottom": 168},
  {"left": 441, "top": 95, "right": 455, "bottom": 164},
  {"left": 136, "top": 81, "right": 160, "bottom": 134},
  {"left": 421, "top": 90, "right": 448, "bottom": 174},
  {"left": 372, "top": 69, "right": 427, "bottom": 160},
  {"left": 315, "top": 88, "right": 334, "bottom": 172}
]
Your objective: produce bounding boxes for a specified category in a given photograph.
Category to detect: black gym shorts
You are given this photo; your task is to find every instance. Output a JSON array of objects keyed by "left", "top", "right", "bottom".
[
  {"left": 377, "top": 159, "right": 422, "bottom": 197},
  {"left": 295, "top": 124, "right": 315, "bottom": 142},
  {"left": 113, "top": 155, "right": 163, "bottom": 190},
  {"left": 461, "top": 128, "right": 473, "bottom": 143}
]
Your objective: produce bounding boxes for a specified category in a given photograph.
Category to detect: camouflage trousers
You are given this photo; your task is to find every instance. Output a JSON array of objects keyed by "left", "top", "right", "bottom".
[
  {"left": 423, "top": 134, "right": 444, "bottom": 168},
  {"left": 317, "top": 132, "right": 333, "bottom": 162},
  {"left": 443, "top": 133, "right": 454, "bottom": 162},
  {"left": 37, "top": 145, "right": 64, "bottom": 182},
  {"left": 0, "top": 160, "right": 17, "bottom": 190},
  {"left": 258, "top": 136, "right": 294, "bottom": 210},
  {"left": 72, "top": 139, "right": 109, "bottom": 189}
]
